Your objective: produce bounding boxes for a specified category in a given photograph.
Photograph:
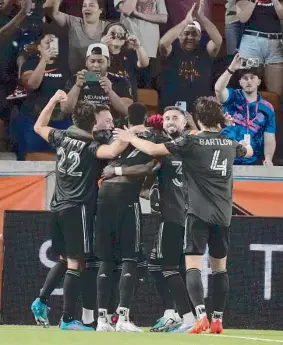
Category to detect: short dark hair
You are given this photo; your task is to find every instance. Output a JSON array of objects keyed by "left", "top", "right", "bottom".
[
  {"left": 72, "top": 101, "right": 96, "bottom": 131},
  {"left": 193, "top": 96, "right": 225, "bottom": 128},
  {"left": 128, "top": 103, "right": 148, "bottom": 126},
  {"left": 95, "top": 104, "right": 110, "bottom": 114},
  {"left": 237, "top": 66, "right": 262, "bottom": 80},
  {"left": 163, "top": 106, "right": 186, "bottom": 116},
  {"left": 97, "top": 0, "right": 105, "bottom": 9}
]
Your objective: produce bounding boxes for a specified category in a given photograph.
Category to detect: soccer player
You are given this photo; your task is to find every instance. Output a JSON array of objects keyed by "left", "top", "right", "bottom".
[
  {"left": 31, "top": 104, "right": 114, "bottom": 328},
  {"left": 33, "top": 90, "right": 129, "bottom": 330},
  {"left": 113, "top": 96, "right": 253, "bottom": 334},
  {"left": 95, "top": 103, "right": 157, "bottom": 332},
  {"left": 148, "top": 107, "right": 196, "bottom": 333}
]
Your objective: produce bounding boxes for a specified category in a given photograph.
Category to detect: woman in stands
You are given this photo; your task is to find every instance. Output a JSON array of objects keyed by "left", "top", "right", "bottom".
[
  {"left": 44, "top": 0, "right": 109, "bottom": 74},
  {"left": 10, "top": 26, "right": 71, "bottom": 160},
  {"left": 236, "top": 0, "right": 283, "bottom": 96},
  {"left": 101, "top": 22, "right": 149, "bottom": 101}
]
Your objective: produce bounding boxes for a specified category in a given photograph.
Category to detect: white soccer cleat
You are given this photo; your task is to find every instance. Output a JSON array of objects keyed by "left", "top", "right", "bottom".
[
  {"left": 116, "top": 321, "right": 143, "bottom": 333},
  {"left": 96, "top": 319, "right": 115, "bottom": 332}
]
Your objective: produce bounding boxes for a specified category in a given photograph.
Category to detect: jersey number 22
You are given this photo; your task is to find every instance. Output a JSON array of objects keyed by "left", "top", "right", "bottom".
[{"left": 57, "top": 147, "right": 82, "bottom": 177}]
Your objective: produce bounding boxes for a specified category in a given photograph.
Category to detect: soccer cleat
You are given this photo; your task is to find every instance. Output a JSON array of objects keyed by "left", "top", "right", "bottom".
[
  {"left": 116, "top": 320, "right": 143, "bottom": 333},
  {"left": 82, "top": 320, "right": 97, "bottom": 330},
  {"left": 31, "top": 298, "right": 50, "bottom": 327},
  {"left": 170, "top": 321, "right": 195, "bottom": 333},
  {"left": 150, "top": 316, "right": 176, "bottom": 332},
  {"left": 96, "top": 319, "right": 115, "bottom": 332},
  {"left": 209, "top": 318, "right": 223, "bottom": 334},
  {"left": 60, "top": 320, "right": 94, "bottom": 331},
  {"left": 187, "top": 316, "right": 209, "bottom": 334}
]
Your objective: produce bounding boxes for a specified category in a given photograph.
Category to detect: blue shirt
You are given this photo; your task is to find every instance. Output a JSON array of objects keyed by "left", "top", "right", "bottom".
[{"left": 221, "top": 88, "right": 276, "bottom": 164}]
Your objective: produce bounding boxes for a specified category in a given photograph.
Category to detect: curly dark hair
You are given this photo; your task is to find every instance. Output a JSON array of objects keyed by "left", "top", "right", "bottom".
[
  {"left": 193, "top": 96, "right": 225, "bottom": 129},
  {"left": 72, "top": 101, "right": 96, "bottom": 132}
]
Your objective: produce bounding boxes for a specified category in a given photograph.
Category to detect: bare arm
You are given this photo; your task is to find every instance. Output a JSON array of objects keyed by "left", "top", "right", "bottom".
[
  {"left": 264, "top": 133, "right": 276, "bottom": 163},
  {"left": 117, "top": 0, "right": 137, "bottom": 16},
  {"left": 0, "top": 10, "right": 27, "bottom": 46},
  {"left": 110, "top": 91, "right": 133, "bottom": 116},
  {"left": 21, "top": 59, "right": 48, "bottom": 90},
  {"left": 236, "top": 0, "right": 257, "bottom": 23},
  {"left": 159, "top": 4, "right": 197, "bottom": 57},
  {"left": 102, "top": 161, "right": 160, "bottom": 180},
  {"left": 136, "top": 46, "right": 149, "bottom": 68},
  {"left": 130, "top": 136, "right": 169, "bottom": 156},
  {"left": 197, "top": 1, "right": 222, "bottom": 57},
  {"left": 34, "top": 90, "right": 67, "bottom": 142},
  {"left": 215, "top": 54, "right": 241, "bottom": 103},
  {"left": 43, "top": 0, "right": 68, "bottom": 27},
  {"left": 133, "top": 11, "right": 168, "bottom": 24},
  {"left": 96, "top": 140, "right": 129, "bottom": 159},
  {"left": 271, "top": 0, "right": 283, "bottom": 20},
  {"left": 61, "top": 84, "right": 81, "bottom": 113}
]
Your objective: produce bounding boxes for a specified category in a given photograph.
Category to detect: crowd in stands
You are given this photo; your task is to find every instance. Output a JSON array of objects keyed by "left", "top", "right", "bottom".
[{"left": 0, "top": 0, "right": 282, "bottom": 165}]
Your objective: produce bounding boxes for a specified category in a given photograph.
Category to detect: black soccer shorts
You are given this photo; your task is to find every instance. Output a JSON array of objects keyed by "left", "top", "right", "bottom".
[
  {"left": 95, "top": 198, "right": 142, "bottom": 261},
  {"left": 183, "top": 214, "right": 230, "bottom": 259},
  {"left": 151, "top": 222, "right": 185, "bottom": 266},
  {"left": 51, "top": 204, "right": 95, "bottom": 259}
]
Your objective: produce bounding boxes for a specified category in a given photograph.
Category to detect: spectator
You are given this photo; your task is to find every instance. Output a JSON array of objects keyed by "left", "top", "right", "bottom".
[
  {"left": 236, "top": 0, "right": 283, "bottom": 96},
  {"left": 101, "top": 22, "right": 149, "bottom": 101},
  {"left": 44, "top": 0, "right": 109, "bottom": 74},
  {"left": 0, "top": 0, "right": 33, "bottom": 118},
  {"left": 159, "top": 1, "right": 222, "bottom": 113},
  {"left": 10, "top": 28, "right": 71, "bottom": 160},
  {"left": 114, "top": 0, "right": 168, "bottom": 59},
  {"left": 215, "top": 54, "right": 276, "bottom": 166},
  {"left": 61, "top": 43, "right": 133, "bottom": 122},
  {"left": 225, "top": 0, "right": 243, "bottom": 61}
]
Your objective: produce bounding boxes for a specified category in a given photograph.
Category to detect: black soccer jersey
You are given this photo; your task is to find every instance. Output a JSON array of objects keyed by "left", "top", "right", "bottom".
[
  {"left": 48, "top": 129, "right": 102, "bottom": 212},
  {"left": 105, "top": 130, "right": 155, "bottom": 199},
  {"left": 165, "top": 131, "right": 247, "bottom": 226}
]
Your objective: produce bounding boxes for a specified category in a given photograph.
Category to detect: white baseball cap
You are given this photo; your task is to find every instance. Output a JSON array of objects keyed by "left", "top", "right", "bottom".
[
  {"left": 86, "top": 43, "right": 110, "bottom": 59},
  {"left": 186, "top": 21, "right": 201, "bottom": 33}
]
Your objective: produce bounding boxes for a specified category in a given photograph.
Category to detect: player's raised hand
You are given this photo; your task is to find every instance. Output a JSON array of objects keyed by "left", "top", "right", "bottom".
[
  {"left": 113, "top": 127, "right": 135, "bottom": 142},
  {"left": 51, "top": 90, "right": 68, "bottom": 104}
]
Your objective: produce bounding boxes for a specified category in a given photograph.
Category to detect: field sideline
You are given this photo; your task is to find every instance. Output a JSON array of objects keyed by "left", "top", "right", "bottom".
[{"left": 0, "top": 326, "right": 282, "bottom": 345}]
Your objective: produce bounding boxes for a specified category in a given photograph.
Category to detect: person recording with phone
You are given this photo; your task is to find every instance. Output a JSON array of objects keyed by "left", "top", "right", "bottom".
[
  {"left": 61, "top": 43, "right": 133, "bottom": 123},
  {"left": 101, "top": 22, "right": 149, "bottom": 101},
  {"left": 215, "top": 53, "right": 276, "bottom": 166},
  {"left": 10, "top": 26, "right": 71, "bottom": 160}
]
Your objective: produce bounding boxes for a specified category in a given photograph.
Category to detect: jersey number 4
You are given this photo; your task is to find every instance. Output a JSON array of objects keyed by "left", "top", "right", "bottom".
[
  {"left": 210, "top": 150, "right": 227, "bottom": 176},
  {"left": 57, "top": 147, "right": 82, "bottom": 177}
]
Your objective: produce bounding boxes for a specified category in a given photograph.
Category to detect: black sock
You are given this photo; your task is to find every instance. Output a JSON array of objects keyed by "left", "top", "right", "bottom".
[
  {"left": 148, "top": 264, "right": 175, "bottom": 310},
  {"left": 180, "top": 260, "right": 197, "bottom": 318},
  {"left": 186, "top": 268, "right": 205, "bottom": 308},
  {"left": 134, "top": 263, "right": 147, "bottom": 297},
  {"left": 62, "top": 269, "right": 81, "bottom": 323},
  {"left": 82, "top": 259, "right": 100, "bottom": 313},
  {"left": 97, "top": 261, "right": 114, "bottom": 310},
  {"left": 119, "top": 260, "right": 137, "bottom": 308},
  {"left": 212, "top": 270, "right": 229, "bottom": 317},
  {"left": 40, "top": 259, "right": 67, "bottom": 304},
  {"left": 162, "top": 270, "right": 191, "bottom": 317},
  {"left": 108, "top": 269, "right": 120, "bottom": 314}
]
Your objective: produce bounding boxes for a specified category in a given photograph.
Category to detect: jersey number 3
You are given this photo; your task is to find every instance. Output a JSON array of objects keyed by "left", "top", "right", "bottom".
[
  {"left": 57, "top": 147, "right": 82, "bottom": 177},
  {"left": 210, "top": 150, "right": 227, "bottom": 176}
]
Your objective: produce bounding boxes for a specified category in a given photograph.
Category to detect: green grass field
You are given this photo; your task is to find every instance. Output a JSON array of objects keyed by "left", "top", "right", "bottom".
[{"left": 0, "top": 327, "right": 282, "bottom": 345}]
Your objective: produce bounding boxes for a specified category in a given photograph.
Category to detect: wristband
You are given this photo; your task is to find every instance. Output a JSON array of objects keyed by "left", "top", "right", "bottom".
[
  {"left": 227, "top": 68, "right": 235, "bottom": 75},
  {"left": 115, "top": 167, "right": 123, "bottom": 176}
]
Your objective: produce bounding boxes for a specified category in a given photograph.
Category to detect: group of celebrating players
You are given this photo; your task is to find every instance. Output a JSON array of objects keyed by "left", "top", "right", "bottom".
[{"left": 30, "top": 89, "right": 253, "bottom": 334}]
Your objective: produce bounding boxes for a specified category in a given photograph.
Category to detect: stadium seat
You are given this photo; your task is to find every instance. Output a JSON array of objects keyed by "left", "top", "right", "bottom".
[
  {"left": 25, "top": 152, "right": 56, "bottom": 161},
  {"left": 137, "top": 88, "right": 159, "bottom": 113},
  {"left": 260, "top": 91, "right": 281, "bottom": 124}
]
